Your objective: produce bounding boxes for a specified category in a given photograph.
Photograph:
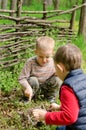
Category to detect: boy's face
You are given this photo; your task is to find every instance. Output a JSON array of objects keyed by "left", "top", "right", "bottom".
[{"left": 35, "top": 49, "right": 53, "bottom": 66}]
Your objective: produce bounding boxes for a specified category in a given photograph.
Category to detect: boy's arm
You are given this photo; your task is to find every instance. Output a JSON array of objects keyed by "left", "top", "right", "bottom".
[
  {"left": 19, "top": 78, "right": 33, "bottom": 101},
  {"left": 18, "top": 59, "right": 33, "bottom": 100},
  {"left": 33, "top": 86, "right": 79, "bottom": 125},
  {"left": 45, "top": 86, "right": 79, "bottom": 125},
  {"left": 49, "top": 103, "right": 61, "bottom": 111}
]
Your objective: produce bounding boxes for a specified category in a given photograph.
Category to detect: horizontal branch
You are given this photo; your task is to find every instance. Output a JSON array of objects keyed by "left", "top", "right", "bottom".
[
  {"left": 58, "top": 3, "right": 86, "bottom": 15},
  {"left": 0, "top": 49, "right": 33, "bottom": 60},
  {"left": 0, "top": 58, "right": 25, "bottom": 69},
  {"left": 0, "top": 14, "right": 69, "bottom": 24},
  {"left": 0, "top": 3, "right": 85, "bottom": 22},
  {"left": 21, "top": 10, "right": 62, "bottom": 14},
  {"left": 29, "top": 19, "right": 69, "bottom": 23},
  {"left": 0, "top": 3, "right": 85, "bottom": 15},
  {"left": 0, "top": 9, "right": 16, "bottom": 13}
]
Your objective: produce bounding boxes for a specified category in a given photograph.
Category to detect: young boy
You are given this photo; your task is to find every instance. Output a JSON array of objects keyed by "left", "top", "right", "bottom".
[
  {"left": 33, "top": 43, "right": 86, "bottom": 130},
  {"left": 18, "top": 36, "right": 62, "bottom": 103}
]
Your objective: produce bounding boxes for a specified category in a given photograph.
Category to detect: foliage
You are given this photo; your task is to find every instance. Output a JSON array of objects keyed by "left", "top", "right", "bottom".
[
  {"left": 72, "top": 35, "right": 86, "bottom": 73},
  {"left": 72, "top": 35, "right": 86, "bottom": 59}
]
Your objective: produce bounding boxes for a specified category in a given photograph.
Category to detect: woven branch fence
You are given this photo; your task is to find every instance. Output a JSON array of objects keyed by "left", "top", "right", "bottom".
[{"left": 0, "top": 0, "right": 86, "bottom": 69}]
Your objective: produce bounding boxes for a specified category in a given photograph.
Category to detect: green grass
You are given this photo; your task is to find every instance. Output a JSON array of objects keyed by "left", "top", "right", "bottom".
[{"left": 72, "top": 35, "right": 86, "bottom": 59}]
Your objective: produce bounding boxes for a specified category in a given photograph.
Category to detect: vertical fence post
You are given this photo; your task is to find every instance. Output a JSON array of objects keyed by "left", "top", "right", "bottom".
[
  {"left": 69, "top": 5, "right": 76, "bottom": 30},
  {"left": 16, "top": 0, "right": 22, "bottom": 18},
  {"left": 42, "top": 0, "right": 47, "bottom": 35},
  {"left": 42, "top": 0, "right": 47, "bottom": 19},
  {"left": 16, "top": 0, "right": 22, "bottom": 27},
  {"left": 78, "top": 0, "right": 86, "bottom": 42},
  {"left": 16, "top": 0, "right": 22, "bottom": 40}
]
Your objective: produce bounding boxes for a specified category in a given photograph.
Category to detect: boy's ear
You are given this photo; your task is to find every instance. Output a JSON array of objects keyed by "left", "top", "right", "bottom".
[{"left": 56, "top": 63, "right": 64, "bottom": 73}]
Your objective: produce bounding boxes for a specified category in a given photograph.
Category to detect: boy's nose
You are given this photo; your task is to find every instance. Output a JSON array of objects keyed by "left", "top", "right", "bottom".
[{"left": 43, "top": 58, "right": 47, "bottom": 63}]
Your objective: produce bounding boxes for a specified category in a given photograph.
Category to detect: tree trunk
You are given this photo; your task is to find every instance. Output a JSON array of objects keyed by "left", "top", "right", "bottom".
[
  {"left": 1, "top": 0, "right": 8, "bottom": 9},
  {"left": 22, "top": 0, "right": 32, "bottom": 6},
  {"left": 53, "top": 0, "right": 59, "bottom": 10},
  {"left": 78, "top": 0, "right": 86, "bottom": 41},
  {"left": 10, "top": 0, "right": 17, "bottom": 16},
  {"left": 0, "top": 0, "right": 2, "bottom": 7},
  {"left": 46, "top": 0, "right": 52, "bottom": 6}
]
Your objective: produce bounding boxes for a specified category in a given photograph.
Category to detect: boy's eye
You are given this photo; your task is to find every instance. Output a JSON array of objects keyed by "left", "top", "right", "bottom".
[
  {"left": 46, "top": 56, "right": 50, "bottom": 58},
  {"left": 39, "top": 56, "right": 50, "bottom": 59},
  {"left": 39, "top": 56, "right": 43, "bottom": 58}
]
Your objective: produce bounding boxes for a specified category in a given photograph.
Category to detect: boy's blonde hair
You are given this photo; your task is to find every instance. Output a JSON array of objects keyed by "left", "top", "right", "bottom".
[
  {"left": 54, "top": 43, "right": 82, "bottom": 71},
  {"left": 36, "top": 36, "right": 55, "bottom": 51}
]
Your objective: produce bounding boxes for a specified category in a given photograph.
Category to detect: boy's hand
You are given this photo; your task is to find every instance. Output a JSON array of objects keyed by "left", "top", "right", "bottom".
[
  {"left": 24, "top": 87, "right": 33, "bottom": 101},
  {"left": 49, "top": 103, "right": 60, "bottom": 111},
  {"left": 32, "top": 109, "right": 47, "bottom": 121}
]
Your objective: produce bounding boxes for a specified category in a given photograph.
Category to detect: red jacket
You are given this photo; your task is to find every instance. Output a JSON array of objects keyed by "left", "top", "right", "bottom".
[{"left": 45, "top": 85, "right": 79, "bottom": 125}]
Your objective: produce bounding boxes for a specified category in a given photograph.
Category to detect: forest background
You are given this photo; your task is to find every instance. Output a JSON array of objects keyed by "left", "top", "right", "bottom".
[{"left": 0, "top": 0, "right": 86, "bottom": 130}]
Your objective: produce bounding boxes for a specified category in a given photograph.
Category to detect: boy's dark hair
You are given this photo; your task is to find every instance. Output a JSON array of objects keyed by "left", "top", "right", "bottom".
[{"left": 54, "top": 43, "right": 82, "bottom": 71}]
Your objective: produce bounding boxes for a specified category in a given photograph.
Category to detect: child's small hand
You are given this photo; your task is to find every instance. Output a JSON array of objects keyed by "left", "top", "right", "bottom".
[
  {"left": 24, "top": 87, "right": 33, "bottom": 101},
  {"left": 49, "top": 103, "right": 60, "bottom": 111},
  {"left": 32, "top": 109, "right": 47, "bottom": 121}
]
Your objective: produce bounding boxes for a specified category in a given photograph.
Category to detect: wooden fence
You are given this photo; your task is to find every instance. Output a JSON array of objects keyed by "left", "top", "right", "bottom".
[{"left": 0, "top": 0, "right": 85, "bottom": 69}]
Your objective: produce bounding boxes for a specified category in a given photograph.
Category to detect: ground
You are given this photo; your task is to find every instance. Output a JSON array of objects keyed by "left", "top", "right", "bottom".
[{"left": 0, "top": 88, "right": 56, "bottom": 130}]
